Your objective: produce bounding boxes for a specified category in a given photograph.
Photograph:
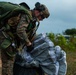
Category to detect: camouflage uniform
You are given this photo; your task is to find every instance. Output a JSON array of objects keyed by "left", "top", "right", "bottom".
[
  {"left": 0, "top": 1, "right": 50, "bottom": 75},
  {"left": 0, "top": 2, "right": 33, "bottom": 75}
]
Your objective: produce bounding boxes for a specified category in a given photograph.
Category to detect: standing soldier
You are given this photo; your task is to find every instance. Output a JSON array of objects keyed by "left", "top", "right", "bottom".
[{"left": 0, "top": 1, "right": 50, "bottom": 75}]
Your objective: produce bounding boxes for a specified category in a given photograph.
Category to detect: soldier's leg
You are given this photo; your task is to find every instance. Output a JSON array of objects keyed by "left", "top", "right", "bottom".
[
  {"left": 0, "top": 31, "right": 15, "bottom": 75},
  {"left": 1, "top": 47, "right": 15, "bottom": 75}
]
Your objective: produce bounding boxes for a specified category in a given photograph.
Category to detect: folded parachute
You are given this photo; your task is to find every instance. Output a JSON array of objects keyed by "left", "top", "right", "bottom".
[{"left": 15, "top": 33, "right": 67, "bottom": 75}]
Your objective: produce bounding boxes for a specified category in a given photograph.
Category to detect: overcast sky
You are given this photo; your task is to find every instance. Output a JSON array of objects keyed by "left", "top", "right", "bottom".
[{"left": 1, "top": 0, "right": 76, "bottom": 34}]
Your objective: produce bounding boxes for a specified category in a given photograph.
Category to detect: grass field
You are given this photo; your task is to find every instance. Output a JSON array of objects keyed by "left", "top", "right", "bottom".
[{"left": 66, "top": 51, "right": 76, "bottom": 75}]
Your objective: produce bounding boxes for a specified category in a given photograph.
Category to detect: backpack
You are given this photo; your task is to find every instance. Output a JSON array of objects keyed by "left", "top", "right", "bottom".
[{"left": 0, "top": 1, "right": 32, "bottom": 28}]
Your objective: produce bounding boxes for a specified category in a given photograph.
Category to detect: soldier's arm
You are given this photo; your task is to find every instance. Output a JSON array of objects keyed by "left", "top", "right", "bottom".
[{"left": 17, "top": 14, "right": 31, "bottom": 46}]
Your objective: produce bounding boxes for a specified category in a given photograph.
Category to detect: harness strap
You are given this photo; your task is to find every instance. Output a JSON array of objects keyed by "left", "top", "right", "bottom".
[{"left": 27, "top": 19, "right": 40, "bottom": 40}]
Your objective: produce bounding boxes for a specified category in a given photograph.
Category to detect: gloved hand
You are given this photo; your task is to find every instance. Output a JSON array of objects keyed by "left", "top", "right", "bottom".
[{"left": 26, "top": 44, "right": 34, "bottom": 52}]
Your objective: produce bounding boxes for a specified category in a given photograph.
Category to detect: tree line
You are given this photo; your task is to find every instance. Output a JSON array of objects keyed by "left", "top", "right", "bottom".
[{"left": 48, "top": 28, "right": 76, "bottom": 51}]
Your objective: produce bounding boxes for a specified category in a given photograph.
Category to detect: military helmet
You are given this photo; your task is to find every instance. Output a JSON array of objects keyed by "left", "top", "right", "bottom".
[{"left": 35, "top": 2, "right": 50, "bottom": 18}]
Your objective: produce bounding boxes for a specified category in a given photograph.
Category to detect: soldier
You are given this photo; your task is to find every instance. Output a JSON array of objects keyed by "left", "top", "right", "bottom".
[{"left": 0, "top": 1, "right": 50, "bottom": 75}]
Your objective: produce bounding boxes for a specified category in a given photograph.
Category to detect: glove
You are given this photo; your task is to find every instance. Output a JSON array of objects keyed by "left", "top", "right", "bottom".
[{"left": 26, "top": 44, "right": 34, "bottom": 52}]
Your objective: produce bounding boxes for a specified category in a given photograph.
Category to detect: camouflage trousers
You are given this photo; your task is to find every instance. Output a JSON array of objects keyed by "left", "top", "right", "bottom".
[
  {"left": 0, "top": 31, "right": 15, "bottom": 75},
  {"left": 0, "top": 47, "right": 15, "bottom": 75}
]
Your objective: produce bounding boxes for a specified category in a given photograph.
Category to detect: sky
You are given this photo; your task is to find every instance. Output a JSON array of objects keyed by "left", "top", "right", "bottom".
[{"left": 0, "top": 0, "right": 76, "bottom": 34}]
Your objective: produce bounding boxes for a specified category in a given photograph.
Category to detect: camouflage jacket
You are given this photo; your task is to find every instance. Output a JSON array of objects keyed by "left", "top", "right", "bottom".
[{"left": 0, "top": 2, "right": 38, "bottom": 46}]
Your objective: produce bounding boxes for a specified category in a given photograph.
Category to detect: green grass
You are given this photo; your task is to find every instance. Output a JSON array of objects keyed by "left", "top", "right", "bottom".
[{"left": 66, "top": 51, "right": 76, "bottom": 75}]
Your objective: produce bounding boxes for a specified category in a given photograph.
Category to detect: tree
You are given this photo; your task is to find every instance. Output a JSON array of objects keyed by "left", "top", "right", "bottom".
[
  {"left": 48, "top": 33, "right": 55, "bottom": 42},
  {"left": 63, "top": 28, "right": 76, "bottom": 35}
]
